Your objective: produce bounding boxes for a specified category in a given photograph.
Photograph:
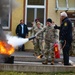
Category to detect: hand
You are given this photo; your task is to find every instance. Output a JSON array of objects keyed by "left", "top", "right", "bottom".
[
  {"left": 60, "top": 40, "right": 66, "bottom": 49},
  {"left": 36, "top": 36, "right": 39, "bottom": 39},
  {"left": 31, "top": 40, "right": 33, "bottom": 42},
  {"left": 54, "top": 25, "right": 58, "bottom": 29},
  {"left": 42, "top": 40, "right": 44, "bottom": 43},
  {"left": 62, "top": 40, "right": 66, "bottom": 49},
  {"left": 26, "top": 35, "right": 28, "bottom": 38}
]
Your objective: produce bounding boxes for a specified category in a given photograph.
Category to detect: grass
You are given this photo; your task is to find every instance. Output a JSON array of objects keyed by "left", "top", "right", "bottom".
[{"left": 0, "top": 71, "right": 75, "bottom": 75}]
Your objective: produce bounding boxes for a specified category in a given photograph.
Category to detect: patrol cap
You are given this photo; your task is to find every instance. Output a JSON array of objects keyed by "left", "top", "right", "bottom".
[
  {"left": 47, "top": 18, "right": 52, "bottom": 23},
  {"left": 61, "top": 12, "right": 68, "bottom": 17},
  {"left": 35, "top": 18, "right": 39, "bottom": 22}
]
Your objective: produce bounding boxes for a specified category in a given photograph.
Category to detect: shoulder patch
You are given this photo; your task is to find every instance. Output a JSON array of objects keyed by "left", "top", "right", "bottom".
[{"left": 64, "top": 22, "right": 67, "bottom": 26}]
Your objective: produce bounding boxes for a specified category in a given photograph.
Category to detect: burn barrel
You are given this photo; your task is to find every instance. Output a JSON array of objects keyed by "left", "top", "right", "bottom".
[
  {"left": 5, "top": 56, "right": 14, "bottom": 64},
  {"left": 0, "top": 54, "right": 14, "bottom": 64}
]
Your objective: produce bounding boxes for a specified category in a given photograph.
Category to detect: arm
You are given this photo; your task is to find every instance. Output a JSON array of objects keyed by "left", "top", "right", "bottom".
[
  {"left": 35, "top": 26, "right": 46, "bottom": 37},
  {"left": 16, "top": 25, "right": 19, "bottom": 36},
  {"left": 60, "top": 22, "right": 69, "bottom": 41},
  {"left": 25, "top": 25, "right": 28, "bottom": 36},
  {"left": 54, "top": 25, "right": 60, "bottom": 30},
  {"left": 54, "top": 29, "right": 59, "bottom": 43}
]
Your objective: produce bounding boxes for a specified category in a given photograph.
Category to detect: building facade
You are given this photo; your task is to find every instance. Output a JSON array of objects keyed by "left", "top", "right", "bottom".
[{"left": 2, "top": 0, "right": 75, "bottom": 50}]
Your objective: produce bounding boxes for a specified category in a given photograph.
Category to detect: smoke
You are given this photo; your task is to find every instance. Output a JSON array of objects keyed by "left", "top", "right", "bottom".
[
  {"left": 6, "top": 35, "right": 29, "bottom": 48},
  {"left": 0, "top": 25, "right": 7, "bottom": 42},
  {"left": 0, "top": 0, "right": 20, "bottom": 17},
  {"left": 0, "top": 0, "right": 20, "bottom": 42}
]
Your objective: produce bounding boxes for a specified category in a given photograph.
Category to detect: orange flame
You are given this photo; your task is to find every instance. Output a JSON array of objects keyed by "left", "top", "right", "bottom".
[{"left": 0, "top": 41, "right": 14, "bottom": 55}]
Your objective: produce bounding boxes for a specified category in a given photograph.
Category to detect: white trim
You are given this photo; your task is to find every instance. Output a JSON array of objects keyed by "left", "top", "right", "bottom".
[
  {"left": 25, "top": 0, "right": 27, "bottom": 24},
  {"left": 2, "top": 0, "right": 11, "bottom": 30},
  {"left": 34, "top": 9, "right": 37, "bottom": 21},
  {"left": 56, "top": 0, "right": 59, "bottom": 9},
  {"left": 56, "top": 0, "right": 75, "bottom": 11},
  {"left": 55, "top": 8, "right": 75, "bottom": 11},
  {"left": 44, "top": 0, "right": 46, "bottom": 26},
  {"left": 27, "top": 5, "right": 45, "bottom": 8},
  {"left": 66, "top": 0, "right": 69, "bottom": 9}
]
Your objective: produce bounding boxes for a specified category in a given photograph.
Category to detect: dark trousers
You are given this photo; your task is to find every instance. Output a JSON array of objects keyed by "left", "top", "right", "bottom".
[
  {"left": 18, "top": 44, "right": 25, "bottom": 51},
  {"left": 62, "top": 41, "right": 71, "bottom": 65},
  {"left": 18, "top": 35, "right": 26, "bottom": 51}
]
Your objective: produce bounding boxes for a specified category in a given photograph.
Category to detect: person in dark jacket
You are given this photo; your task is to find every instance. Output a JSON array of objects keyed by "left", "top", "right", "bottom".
[
  {"left": 16, "top": 19, "right": 28, "bottom": 51},
  {"left": 54, "top": 12, "right": 72, "bottom": 65}
]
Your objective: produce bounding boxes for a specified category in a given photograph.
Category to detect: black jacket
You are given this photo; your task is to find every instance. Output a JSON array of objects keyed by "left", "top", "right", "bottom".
[
  {"left": 54, "top": 17, "right": 72, "bottom": 43},
  {"left": 16, "top": 24, "right": 28, "bottom": 38}
]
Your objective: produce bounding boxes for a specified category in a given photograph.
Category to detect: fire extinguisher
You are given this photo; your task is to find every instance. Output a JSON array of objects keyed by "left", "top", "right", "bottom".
[{"left": 54, "top": 43, "right": 60, "bottom": 58}]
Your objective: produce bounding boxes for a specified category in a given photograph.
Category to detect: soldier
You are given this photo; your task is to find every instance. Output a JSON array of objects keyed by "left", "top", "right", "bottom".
[
  {"left": 35, "top": 18, "right": 44, "bottom": 27},
  {"left": 30, "top": 22, "right": 36, "bottom": 36},
  {"left": 54, "top": 12, "right": 72, "bottom": 65},
  {"left": 33, "top": 22, "right": 43, "bottom": 56},
  {"left": 35, "top": 18, "right": 58, "bottom": 65},
  {"left": 70, "top": 25, "right": 75, "bottom": 56}
]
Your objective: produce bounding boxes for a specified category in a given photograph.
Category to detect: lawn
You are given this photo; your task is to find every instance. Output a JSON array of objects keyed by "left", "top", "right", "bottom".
[{"left": 0, "top": 71, "right": 75, "bottom": 75}]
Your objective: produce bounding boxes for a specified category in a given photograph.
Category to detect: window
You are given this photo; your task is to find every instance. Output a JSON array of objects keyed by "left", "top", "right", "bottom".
[
  {"left": 0, "top": 0, "right": 11, "bottom": 30},
  {"left": 58, "top": 0, "right": 66, "bottom": 8},
  {"left": 56, "top": 0, "right": 75, "bottom": 10},
  {"left": 68, "top": 0, "right": 75, "bottom": 8},
  {"left": 25, "top": 0, "right": 46, "bottom": 30},
  {"left": 28, "top": 0, "right": 44, "bottom": 5}
]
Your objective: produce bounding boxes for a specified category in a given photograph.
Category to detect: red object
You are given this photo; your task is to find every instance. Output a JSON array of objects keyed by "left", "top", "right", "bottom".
[{"left": 54, "top": 43, "right": 60, "bottom": 58}]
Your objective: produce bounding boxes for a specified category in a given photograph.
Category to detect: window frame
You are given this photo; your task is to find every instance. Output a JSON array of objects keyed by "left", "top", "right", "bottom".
[
  {"left": 56, "top": 0, "right": 75, "bottom": 11},
  {"left": 25, "top": 0, "right": 46, "bottom": 30},
  {"left": 2, "top": 0, "right": 11, "bottom": 30}
]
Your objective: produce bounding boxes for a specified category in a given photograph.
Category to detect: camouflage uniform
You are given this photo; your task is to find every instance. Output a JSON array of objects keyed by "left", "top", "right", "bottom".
[
  {"left": 31, "top": 22, "right": 36, "bottom": 36},
  {"left": 31, "top": 22, "right": 43, "bottom": 36},
  {"left": 31, "top": 22, "right": 43, "bottom": 55},
  {"left": 70, "top": 29, "right": 75, "bottom": 56},
  {"left": 36, "top": 24, "right": 58, "bottom": 64},
  {"left": 34, "top": 26, "right": 43, "bottom": 55}
]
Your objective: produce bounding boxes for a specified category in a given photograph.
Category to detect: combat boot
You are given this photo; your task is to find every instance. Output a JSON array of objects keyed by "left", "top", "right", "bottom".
[
  {"left": 51, "top": 61, "right": 54, "bottom": 65},
  {"left": 37, "top": 54, "right": 43, "bottom": 59},
  {"left": 42, "top": 59, "right": 48, "bottom": 65},
  {"left": 33, "top": 53, "right": 38, "bottom": 56}
]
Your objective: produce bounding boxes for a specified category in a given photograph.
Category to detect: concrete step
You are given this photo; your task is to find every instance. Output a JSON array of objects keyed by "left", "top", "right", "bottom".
[
  {"left": 12, "top": 51, "right": 63, "bottom": 62},
  {"left": 0, "top": 62, "right": 75, "bottom": 73},
  {"left": 13, "top": 55, "right": 63, "bottom": 62},
  {"left": 0, "top": 51, "right": 75, "bottom": 73}
]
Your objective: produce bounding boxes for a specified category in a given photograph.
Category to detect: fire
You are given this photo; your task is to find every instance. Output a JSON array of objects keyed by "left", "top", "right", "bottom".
[{"left": 0, "top": 41, "right": 14, "bottom": 55}]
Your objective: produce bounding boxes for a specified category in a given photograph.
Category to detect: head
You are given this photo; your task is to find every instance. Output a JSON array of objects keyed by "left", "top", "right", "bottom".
[
  {"left": 46, "top": 18, "right": 52, "bottom": 26},
  {"left": 60, "top": 12, "right": 68, "bottom": 21},
  {"left": 36, "top": 22, "right": 41, "bottom": 28},
  {"left": 20, "top": 19, "right": 24, "bottom": 24},
  {"left": 35, "top": 18, "right": 39, "bottom": 23}
]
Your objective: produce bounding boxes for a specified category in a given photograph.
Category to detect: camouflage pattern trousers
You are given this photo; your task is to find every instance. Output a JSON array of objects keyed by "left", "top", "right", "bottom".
[
  {"left": 70, "top": 42, "right": 75, "bottom": 55},
  {"left": 33, "top": 38, "right": 43, "bottom": 55},
  {"left": 44, "top": 40, "right": 55, "bottom": 62}
]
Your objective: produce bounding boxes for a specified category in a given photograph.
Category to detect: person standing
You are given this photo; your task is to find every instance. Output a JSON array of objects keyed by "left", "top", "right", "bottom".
[
  {"left": 35, "top": 18, "right": 58, "bottom": 65},
  {"left": 54, "top": 12, "right": 72, "bottom": 65},
  {"left": 16, "top": 19, "right": 28, "bottom": 51},
  {"left": 35, "top": 18, "right": 44, "bottom": 27},
  {"left": 70, "top": 25, "right": 75, "bottom": 56},
  {"left": 33, "top": 22, "right": 43, "bottom": 56}
]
